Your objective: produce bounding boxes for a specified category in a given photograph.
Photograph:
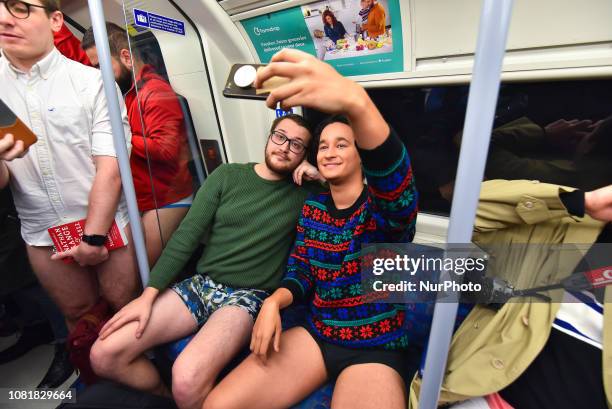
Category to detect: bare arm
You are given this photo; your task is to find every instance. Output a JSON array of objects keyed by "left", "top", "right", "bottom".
[
  {"left": 585, "top": 185, "right": 612, "bottom": 222},
  {"left": 250, "top": 287, "right": 294, "bottom": 363},
  {"left": 263, "top": 287, "right": 294, "bottom": 310},
  {"left": 255, "top": 49, "right": 389, "bottom": 150},
  {"left": 51, "top": 155, "right": 123, "bottom": 266},
  {"left": 85, "top": 155, "right": 122, "bottom": 235}
]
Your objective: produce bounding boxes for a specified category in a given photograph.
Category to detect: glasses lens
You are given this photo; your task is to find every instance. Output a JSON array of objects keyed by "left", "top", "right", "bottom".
[
  {"left": 270, "top": 131, "right": 286, "bottom": 145},
  {"left": 270, "top": 131, "right": 305, "bottom": 154},
  {"left": 289, "top": 141, "right": 305, "bottom": 154},
  {"left": 7, "top": 0, "right": 29, "bottom": 18}
]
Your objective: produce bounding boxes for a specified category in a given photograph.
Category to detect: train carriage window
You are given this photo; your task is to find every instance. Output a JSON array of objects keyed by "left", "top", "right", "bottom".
[
  {"left": 309, "top": 78, "right": 612, "bottom": 215},
  {"left": 114, "top": 0, "right": 221, "bottom": 268}
]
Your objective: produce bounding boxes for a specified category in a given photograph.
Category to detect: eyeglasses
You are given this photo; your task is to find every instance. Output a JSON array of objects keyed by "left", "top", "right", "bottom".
[
  {"left": 269, "top": 130, "right": 308, "bottom": 154},
  {"left": 0, "top": 0, "right": 50, "bottom": 20}
]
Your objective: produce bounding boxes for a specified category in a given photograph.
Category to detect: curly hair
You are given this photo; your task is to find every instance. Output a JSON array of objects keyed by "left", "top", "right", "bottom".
[{"left": 321, "top": 10, "right": 338, "bottom": 27}]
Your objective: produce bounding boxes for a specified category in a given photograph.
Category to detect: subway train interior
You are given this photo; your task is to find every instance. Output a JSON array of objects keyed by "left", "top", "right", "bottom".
[{"left": 0, "top": 0, "right": 611, "bottom": 408}]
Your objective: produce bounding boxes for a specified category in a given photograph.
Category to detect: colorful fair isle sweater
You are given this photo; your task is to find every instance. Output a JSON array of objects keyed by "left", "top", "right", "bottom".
[{"left": 280, "top": 129, "right": 418, "bottom": 350}]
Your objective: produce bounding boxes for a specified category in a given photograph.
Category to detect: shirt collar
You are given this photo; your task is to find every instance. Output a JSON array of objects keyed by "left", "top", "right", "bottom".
[
  {"left": 32, "top": 47, "right": 60, "bottom": 80},
  {"left": 1, "top": 47, "right": 60, "bottom": 80}
]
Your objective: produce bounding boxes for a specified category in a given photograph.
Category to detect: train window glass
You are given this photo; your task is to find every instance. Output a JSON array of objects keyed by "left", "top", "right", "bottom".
[
  {"left": 116, "top": 0, "right": 211, "bottom": 267},
  {"left": 308, "top": 79, "right": 612, "bottom": 216}
]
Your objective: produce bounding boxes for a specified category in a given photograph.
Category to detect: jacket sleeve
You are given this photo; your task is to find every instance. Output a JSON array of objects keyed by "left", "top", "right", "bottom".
[
  {"left": 279, "top": 205, "right": 314, "bottom": 303},
  {"left": 130, "top": 83, "right": 186, "bottom": 163},
  {"left": 360, "top": 128, "right": 418, "bottom": 242},
  {"left": 474, "top": 179, "right": 577, "bottom": 235},
  {"left": 54, "top": 23, "right": 92, "bottom": 66}
]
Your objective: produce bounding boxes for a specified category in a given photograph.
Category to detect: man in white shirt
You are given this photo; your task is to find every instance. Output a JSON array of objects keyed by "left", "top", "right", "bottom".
[{"left": 0, "top": 0, "right": 139, "bottom": 335}]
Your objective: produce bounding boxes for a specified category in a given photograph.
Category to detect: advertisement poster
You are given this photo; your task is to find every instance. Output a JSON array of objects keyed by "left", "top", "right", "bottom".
[{"left": 241, "top": 0, "right": 404, "bottom": 77}]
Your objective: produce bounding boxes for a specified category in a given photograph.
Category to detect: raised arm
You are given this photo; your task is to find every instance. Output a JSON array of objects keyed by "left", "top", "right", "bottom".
[{"left": 255, "top": 48, "right": 389, "bottom": 150}]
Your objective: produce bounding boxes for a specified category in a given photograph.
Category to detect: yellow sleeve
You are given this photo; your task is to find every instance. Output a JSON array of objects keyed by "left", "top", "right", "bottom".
[{"left": 474, "top": 179, "right": 576, "bottom": 234}]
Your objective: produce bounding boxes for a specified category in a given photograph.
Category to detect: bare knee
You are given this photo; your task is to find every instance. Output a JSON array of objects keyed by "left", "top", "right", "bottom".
[
  {"left": 90, "top": 338, "right": 128, "bottom": 378},
  {"left": 172, "top": 358, "right": 215, "bottom": 407}
]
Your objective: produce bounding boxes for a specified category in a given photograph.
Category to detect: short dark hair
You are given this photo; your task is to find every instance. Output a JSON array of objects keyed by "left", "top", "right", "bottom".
[
  {"left": 41, "top": 0, "right": 60, "bottom": 13},
  {"left": 82, "top": 22, "right": 129, "bottom": 59},
  {"left": 312, "top": 114, "right": 350, "bottom": 157},
  {"left": 268, "top": 113, "right": 314, "bottom": 162}
]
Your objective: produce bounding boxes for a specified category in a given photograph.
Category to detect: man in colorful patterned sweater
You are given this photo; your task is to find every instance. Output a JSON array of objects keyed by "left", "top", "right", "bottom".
[{"left": 204, "top": 49, "right": 418, "bottom": 409}]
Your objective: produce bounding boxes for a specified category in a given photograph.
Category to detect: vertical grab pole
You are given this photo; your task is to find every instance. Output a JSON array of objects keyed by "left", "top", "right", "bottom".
[
  {"left": 87, "top": 0, "right": 150, "bottom": 285},
  {"left": 417, "top": 0, "right": 514, "bottom": 407}
]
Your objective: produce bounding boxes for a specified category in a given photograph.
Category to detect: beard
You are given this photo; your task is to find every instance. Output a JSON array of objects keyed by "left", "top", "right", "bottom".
[
  {"left": 264, "top": 149, "right": 295, "bottom": 176},
  {"left": 117, "top": 64, "right": 134, "bottom": 95}
]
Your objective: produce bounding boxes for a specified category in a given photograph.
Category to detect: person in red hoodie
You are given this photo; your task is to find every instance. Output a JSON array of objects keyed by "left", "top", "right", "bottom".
[
  {"left": 82, "top": 23, "right": 194, "bottom": 266},
  {"left": 53, "top": 21, "right": 91, "bottom": 66}
]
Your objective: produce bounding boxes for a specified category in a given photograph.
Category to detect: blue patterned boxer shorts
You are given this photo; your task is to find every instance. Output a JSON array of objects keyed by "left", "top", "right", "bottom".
[{"left": 171, "top": 274, "right": 270, "bottom": 327}]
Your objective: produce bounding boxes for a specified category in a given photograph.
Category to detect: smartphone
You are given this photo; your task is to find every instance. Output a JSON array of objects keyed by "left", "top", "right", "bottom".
[
  {"left": 0, "top": 98, "right": 37, "bottom": 149},
  {"left": 223, "top": 63, "right": 290, "bottom": 100}
]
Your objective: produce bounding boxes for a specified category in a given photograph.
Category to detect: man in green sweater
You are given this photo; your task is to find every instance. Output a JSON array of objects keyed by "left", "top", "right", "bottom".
[{"left": 88, "top": 113, "right": 322, "bottom": 409}]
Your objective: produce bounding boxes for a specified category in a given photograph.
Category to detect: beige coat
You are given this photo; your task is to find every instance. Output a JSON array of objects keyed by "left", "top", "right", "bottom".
[{"left": 410, "top": 179, "right": 611, "bottom": 408}]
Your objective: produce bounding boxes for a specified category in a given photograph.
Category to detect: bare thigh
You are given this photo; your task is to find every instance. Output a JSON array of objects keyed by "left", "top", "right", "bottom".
[
  {"left": 93, "top": 289, "right": 197, "bottom": 362},
  {"left": 26, "top": 245, "right": 98, "bottom": 326},
  {"left": 204, "top": 327, "right": 327, "bottom": 409},
  {"left": 331, "top": 363, "right": 407, "bottom": 409},
  {"left": 95, "top": 224, "right": 141, "bottom": 311},
  {"left": 171, "top": 306, "right": 255, "bottom": 406},
  {"left": 141, "top": 207, "right": 189, "bottom": 266},
  {"left": 173, "top": 306, "right": 253, "bottom": 382}
]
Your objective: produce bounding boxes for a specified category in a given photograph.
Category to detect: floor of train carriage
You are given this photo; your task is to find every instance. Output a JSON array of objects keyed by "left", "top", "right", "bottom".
[{"left": 0, "top": 334, "right": 77, "bottom": 409}]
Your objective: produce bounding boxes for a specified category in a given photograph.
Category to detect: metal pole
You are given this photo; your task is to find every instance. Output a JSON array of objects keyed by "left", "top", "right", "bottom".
[
  {"left": 87, "top": 0, "right": 150, "bottom": 285},
  {"left": 417, "top": 0, "right": 514, "bottom": 407}
]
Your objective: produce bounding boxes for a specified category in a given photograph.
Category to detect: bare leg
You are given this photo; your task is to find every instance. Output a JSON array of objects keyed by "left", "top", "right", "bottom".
[
  {"left": 172, "top": 306, "right": 253, "bottom": 409},
  {"left": 95, "top": 224, "right": 141, "bottom": 312},
  {"left": 26, "top": 245, "right": 98, "bottom": 330},
  {"left": 331, "top": 364, "right": 407, "bottom": 409},
  {"left": 89, "top": 289, "right": 197, "bottom": 396},
  {"left": 142, "top": 207, "right": 189, "bottom": 266},
  {"left": 203, "top": 327, "right": 327, "bottom": 409}
]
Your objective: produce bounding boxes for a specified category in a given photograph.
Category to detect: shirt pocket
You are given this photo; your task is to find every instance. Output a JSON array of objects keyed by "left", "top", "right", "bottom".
[{"left": 45, "top": 105, "right": 91, "bottom": 149}]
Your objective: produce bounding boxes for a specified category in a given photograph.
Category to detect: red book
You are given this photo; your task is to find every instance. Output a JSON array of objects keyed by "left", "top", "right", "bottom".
[{"left": 48, "top": 219, "right": 128, "bottom": 256}]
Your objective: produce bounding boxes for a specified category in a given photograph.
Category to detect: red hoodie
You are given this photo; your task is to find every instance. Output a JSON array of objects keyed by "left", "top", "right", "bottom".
[
  {"left": 53, "top": 23, "right": 91, "bottom": 66},
  {"left": 125, "top": 65, "right": 193, "bottom": 211}
]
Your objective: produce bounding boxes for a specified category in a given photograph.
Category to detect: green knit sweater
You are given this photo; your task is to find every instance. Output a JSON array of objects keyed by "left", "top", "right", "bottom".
[{"left": 147, "top": 163, "right": 317, "bottom": 291}]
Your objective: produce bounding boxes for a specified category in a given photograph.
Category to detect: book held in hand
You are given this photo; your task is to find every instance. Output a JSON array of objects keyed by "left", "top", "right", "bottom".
[{"left": 48, "top": 219, "right": 128, "bottom": 257}]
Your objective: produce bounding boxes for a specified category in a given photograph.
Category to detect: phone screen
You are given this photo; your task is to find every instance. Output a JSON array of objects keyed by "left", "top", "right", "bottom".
[{"left": 0, "top": 98, "right": 38, "bottom": 149}]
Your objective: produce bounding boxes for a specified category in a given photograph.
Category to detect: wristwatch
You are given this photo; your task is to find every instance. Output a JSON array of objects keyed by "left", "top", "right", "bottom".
[{"left": 81, "top": 234, "right": 106, "bottom": 247}]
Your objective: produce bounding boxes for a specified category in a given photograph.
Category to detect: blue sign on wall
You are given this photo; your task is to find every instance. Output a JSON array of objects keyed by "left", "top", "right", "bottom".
[
  {"left": 275, "top": 108, "right": 295, "bottom": 118},
  {"left": 133, "top": 8, "right": 185, "bottom": 36}
]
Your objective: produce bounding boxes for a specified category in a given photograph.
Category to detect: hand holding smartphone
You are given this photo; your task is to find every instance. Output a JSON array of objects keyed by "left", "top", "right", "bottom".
[
  {"left": 0, "top": 98, "right": 37, "bottom": 151},
  {"left": 223, "top": 63, "right": 290, "bottom": 100}
]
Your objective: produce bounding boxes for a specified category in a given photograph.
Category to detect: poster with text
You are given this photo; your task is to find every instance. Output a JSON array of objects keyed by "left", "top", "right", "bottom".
[{"left": 242, "top": 0, "right": 404, "bottom": 77}]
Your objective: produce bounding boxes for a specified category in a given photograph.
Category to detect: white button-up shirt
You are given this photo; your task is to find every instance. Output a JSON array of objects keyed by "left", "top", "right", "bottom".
[{"left": 0, "top": 48, "right": 131, "bottom": 246}]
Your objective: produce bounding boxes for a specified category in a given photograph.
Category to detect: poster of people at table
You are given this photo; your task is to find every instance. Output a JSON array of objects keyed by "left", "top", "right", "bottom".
[{"left": 241, "top": 0, "right": 404, "bottom": 77}]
